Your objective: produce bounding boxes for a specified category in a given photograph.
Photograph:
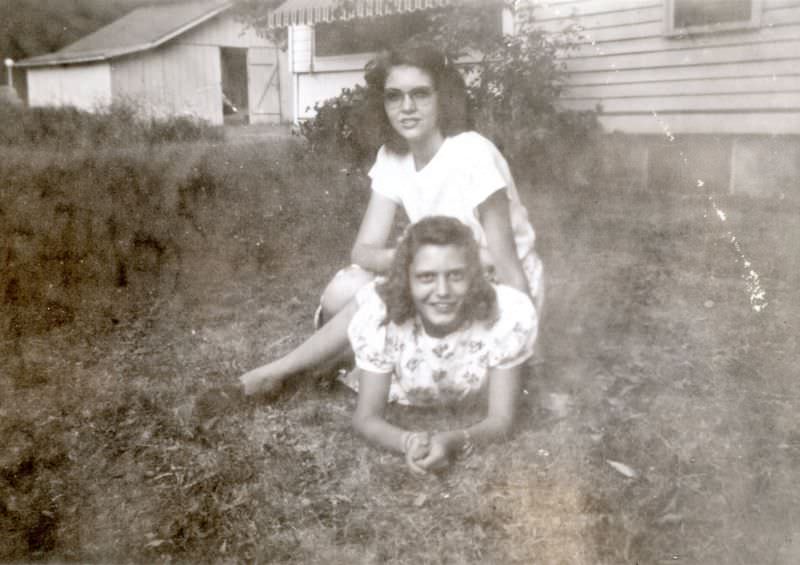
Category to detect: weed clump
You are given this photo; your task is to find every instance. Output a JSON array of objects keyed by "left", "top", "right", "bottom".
[
  {"left": 0, "top": 101, "right": 223, "bottom": 148},
  {"left": 0, "top": 131, "right": 364, "bottom": 341}
]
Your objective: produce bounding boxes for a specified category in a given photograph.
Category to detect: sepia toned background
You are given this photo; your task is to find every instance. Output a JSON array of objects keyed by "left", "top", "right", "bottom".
[{"left": 2, "top": 0, "right": 798, "bottom": 563}]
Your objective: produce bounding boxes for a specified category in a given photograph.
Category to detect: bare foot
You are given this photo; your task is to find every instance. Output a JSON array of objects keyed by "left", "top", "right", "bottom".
[
  {"left": 239, "top": 369, "right": 285, "bottom": 397},
  {"left": 175, "top": 384, "right": 243, "bottom": 433}
]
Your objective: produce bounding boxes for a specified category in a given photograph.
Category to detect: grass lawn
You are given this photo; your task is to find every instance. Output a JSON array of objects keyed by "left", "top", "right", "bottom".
[{"left": 1, "top": 137, "right": 799, "bottom": 564}]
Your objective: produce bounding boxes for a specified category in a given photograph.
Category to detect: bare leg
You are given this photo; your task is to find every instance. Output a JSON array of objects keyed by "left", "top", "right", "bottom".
[
  {"left": 240, "top": 300, "right": 358, "bottom": 396},
  {"left": 534, "top": 272, "right": 546, "bottom": 321},
  {"left": 239, "top": 265, "right": 374, "bottom": 396},
  {"left": 318, "top": 265, "right": 375, "bottom": 326}
]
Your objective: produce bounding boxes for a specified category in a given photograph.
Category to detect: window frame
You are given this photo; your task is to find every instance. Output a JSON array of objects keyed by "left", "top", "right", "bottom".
[
  {"left": 664, "top": 0, "right": 763, "bottom": 37},
  {"left": 311, "top": 4, "right": 506, "bottom": 61},
  {"left": 312, "top": 11, "right": 437, "bottom": 59}
]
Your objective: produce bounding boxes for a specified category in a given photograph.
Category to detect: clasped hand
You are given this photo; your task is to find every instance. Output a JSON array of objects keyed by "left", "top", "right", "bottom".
[{"left": 404, "top": 432, "right": 451, "bottom": 475}]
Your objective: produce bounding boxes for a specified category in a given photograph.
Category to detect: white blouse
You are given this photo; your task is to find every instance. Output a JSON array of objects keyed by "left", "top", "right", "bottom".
[
  {"left": 343, "top": 282, "right": 538, "bottom": 406},
  {"left": 368, "top": 131, "right": 537, "bottom": 265}
]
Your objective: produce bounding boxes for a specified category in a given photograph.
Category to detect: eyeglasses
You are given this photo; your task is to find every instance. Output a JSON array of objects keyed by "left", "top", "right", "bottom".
[{"left": 383, "top": 87, "right": 436, "bottom": 109}]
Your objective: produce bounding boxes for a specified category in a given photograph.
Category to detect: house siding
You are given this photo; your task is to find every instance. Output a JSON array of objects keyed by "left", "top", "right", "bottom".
[
  {"left": 27, "top": 63, "right": 112, "bottom": 110},
  {"left": 297, "top": 69, "right": 364, "bottom": 116},
  {"left": 178, "top": 12, "right": 265, "bottom": 46},
  {"left": 291, "top": 25, "right": 315, "bottom": 73},
  {"left": 111, "top": 42, "right": 223, "bottom": 124},
  {"left": 524, "top": 0, "right": 800, "bottom": 134},
  {"left": 289, "top": 24, "right": 371, "bottom": 118},
  {"left": 288, "top": 0, "right": 800, "bottom": 131}
]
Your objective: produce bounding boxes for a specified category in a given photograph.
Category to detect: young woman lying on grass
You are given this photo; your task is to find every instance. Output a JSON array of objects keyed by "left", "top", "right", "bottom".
[
  {"left": 240, "top": 43, "right": 543, "bottom": 397},
  {"left": 344, "top": 216, "right": 537, "bottom": 474}
]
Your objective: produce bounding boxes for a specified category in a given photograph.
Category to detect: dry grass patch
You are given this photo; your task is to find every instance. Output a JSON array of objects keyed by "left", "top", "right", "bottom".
[{"left": 2, "top": 138, "right": 799, "bottom": 563}]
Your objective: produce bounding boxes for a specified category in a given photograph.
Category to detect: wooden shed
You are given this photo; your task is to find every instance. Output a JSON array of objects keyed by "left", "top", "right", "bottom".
[
  {"left": 15, "top": 0, "right": 291, "bottom": 125},
  {"left": 269, "top": 0, "right": 800, "bottom": 196}
]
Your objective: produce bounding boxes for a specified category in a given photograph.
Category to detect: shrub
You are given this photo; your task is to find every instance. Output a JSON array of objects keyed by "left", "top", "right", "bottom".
[
  {"left": 0, "top": 100, "right": 223, "bottom": 148},
  {"left": 434, "top": 8, "right": 602, "bottom": 179},
  {"left": 298, "top": 84, "right": 380, "bottom": 168},
  {"left": 295, "top": 5, "right": 601, "bottom": 185}
]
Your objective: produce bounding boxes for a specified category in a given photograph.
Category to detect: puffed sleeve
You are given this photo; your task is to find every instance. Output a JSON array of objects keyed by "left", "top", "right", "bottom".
[
  {"left": 348, "top": 283, "right": 396, "bottom": 374},
  {"left": 462, "top": 133, "right": 512, "bottom": 210},
  {"left": 367, "top": 145, "right": 403, "bottom": 204},
  {"left": 487, "top": 285, "right": 538, "bottom": 370}
]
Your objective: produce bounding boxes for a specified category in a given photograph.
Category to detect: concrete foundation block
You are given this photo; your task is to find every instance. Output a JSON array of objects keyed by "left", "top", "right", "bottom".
[{"left": 730, "top": 136, "right": 800, "bottom": 199}]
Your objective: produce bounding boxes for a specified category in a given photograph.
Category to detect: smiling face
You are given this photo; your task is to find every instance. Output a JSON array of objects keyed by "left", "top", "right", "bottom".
[
  {"left": 383, "top": 65, "right": 441, "bottom": 148},
  {"left": 408, "top": 243, "right": 471, "bottom": 337}
]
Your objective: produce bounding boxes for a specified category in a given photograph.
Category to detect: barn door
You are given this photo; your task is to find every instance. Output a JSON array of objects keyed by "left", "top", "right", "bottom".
[{"left": 247, "top": 47, "right": 281, "bottom": 124}]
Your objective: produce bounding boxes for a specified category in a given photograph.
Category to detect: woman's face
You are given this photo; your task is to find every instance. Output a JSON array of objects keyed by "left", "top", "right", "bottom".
[
  {"left": 383, "top": 65, "right": 440, "bottom": 147},
  {"left": 408, "top": 243, "right": 470, "bottom": 337}
]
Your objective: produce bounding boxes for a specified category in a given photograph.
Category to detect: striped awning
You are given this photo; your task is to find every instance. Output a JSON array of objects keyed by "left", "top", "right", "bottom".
[{"left": 269, "top": 0, "right": 469, "bottom": 27}]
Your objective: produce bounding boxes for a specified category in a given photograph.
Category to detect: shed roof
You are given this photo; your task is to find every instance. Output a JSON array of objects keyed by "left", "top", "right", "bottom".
[
  {"left": 16, "top": 0, "right": 233, "bottom": 68},
  {"left": 268, "top": 0, "right": 474, "bottom": 27}
]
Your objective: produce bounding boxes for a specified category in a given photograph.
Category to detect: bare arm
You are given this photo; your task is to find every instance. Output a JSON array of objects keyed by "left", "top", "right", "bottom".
[
  {"left": 239, "top": 300, "right": 358, "bottom": 395},
  {"left": 351, "top": 368, "right": 429, "bottom": 474},
  {"left": 478, "top": 190, "right": 530, "bottom": 298},
  {"left": 456, "top": 365, "right": 520, "bottom": 445},
  {"left": 351, "top": 368, "right": 406, "bottom": 453},
  {"left": 417, "top": 365, "right": 521, "bottom": 471},
  {"left": 350, "top": 191, "right": 398, "bottom": 274}
]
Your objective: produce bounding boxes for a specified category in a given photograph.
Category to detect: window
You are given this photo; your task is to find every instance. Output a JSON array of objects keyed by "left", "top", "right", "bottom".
[
  {"left": 315, "top": 11, "right": 435, "bottom": 57},
  {"left": 314, "top": 6, "right": 503, "bottom": 58},
  {"left": 666, "top": 0, "right": 762, "bottom": 36}
]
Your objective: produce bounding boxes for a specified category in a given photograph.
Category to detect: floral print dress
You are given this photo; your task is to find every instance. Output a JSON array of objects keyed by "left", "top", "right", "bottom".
[{"left": 342, "top": 282, "right": 538, "bottom": 406}]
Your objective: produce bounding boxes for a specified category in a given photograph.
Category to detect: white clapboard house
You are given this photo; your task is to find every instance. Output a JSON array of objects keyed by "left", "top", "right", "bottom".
[
  {"left": 15, "top": 0, "right": 291, "bottom": 125},
  {"left": 268, "top": 0, "right": 800, "bottom": 196}
]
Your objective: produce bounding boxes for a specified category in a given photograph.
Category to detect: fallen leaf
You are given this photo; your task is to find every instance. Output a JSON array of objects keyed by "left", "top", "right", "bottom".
[
  {"left": 144, "top": 539, "right": 168, "bottom": 548},
  {"left": 413, "top": 494, "right": 427, "bottom": 507},
  {"left": 656, "top": 512, "right": 684, "bottom": 525},
  {"left": 606, "top": 459, "right": 638, "bottom": 478}
]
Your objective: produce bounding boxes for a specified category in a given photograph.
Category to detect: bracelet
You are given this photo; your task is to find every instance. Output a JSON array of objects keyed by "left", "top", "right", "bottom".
[{"left": 461, "top": 429, "right": 475, "bottom": 457}]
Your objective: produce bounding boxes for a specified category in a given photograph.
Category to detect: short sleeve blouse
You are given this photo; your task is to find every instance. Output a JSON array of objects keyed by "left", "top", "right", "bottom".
[
  {"left": 367, "top": 131, "right": 537, "bottom": 264},
  {"left": 343, "top": 281, "right": 538, "bottom": 406}
]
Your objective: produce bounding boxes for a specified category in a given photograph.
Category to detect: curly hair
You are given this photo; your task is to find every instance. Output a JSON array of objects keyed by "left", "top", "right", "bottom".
[
  {"left": 364, "top": 42, "right": 471, "bottom": 154},
  {"left": 376, "top": 216, "right": 497, "bottom": 327}
]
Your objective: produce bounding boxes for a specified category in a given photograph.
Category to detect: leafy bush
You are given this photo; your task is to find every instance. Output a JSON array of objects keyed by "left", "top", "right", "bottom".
[
  {"left": 0, "top": 100, "right": 223, "bottom": 148},
  {"left": 298, "top": 85, "right": 380, "bottom": 168},
  {"left": 435, "top": 8, "right": 601, "bottom": 179},
  {"left": 297, "top": 5, "right": 601, "bottom": 185}
]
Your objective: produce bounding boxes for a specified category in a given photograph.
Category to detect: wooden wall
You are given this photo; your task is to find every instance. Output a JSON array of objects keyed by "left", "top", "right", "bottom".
[
  {"left": 179, "top": 13, "right": 290, "bottom": 123},
  {"left": 27, "top": 63, "right": 112, "bottom": 111},
  {"left": 179, "top": 12, "right": 266, "bottom": 47},
  {"left": 290, "top": 24, "right": 314, "bottom": 74},
  {"left": 288, "top": 25, "right": 375, "bottom": 119},
  {"left": 111, "top": 42, "right": 223, "bottom": 124},
  {"left": 525, "top": 0, "right": 800, "bottom": 134}
]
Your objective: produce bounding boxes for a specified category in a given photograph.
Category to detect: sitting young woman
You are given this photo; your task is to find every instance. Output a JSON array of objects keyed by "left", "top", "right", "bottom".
[
  {"left": 345, "top": 216, "right": 538, "bottom": 474},
  {"left": 239, "top": 43, "right": 543, "bottom": 397}
]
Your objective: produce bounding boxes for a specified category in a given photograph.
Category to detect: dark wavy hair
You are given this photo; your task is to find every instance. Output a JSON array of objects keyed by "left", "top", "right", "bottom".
[
  {"left": 364, "top": 43, "right": 471, "bottom": 154},
  {"left": 376, "top": 216, "right": 497, "bottom": 327}
]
